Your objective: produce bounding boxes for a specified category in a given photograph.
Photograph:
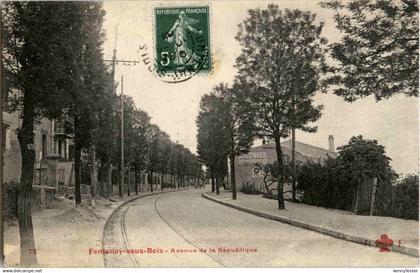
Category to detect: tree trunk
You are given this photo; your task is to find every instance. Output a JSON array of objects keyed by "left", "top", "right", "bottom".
[
  {"left": 74, "top": 121, "right": 82, "bottom": 206},
  {"left": 127, "top": 164, "right": 130, "bottom": 197},
  {"left": 291, "top": 128, "right": 296, "bottom": 202},
  {"left": 106, "top": 162, "right": 112, "bottom": 197},
  {"left": 99, "top": 158, "right": 107, "bottom": 197},
  {"left": 118, "top": 164, "right": 122, "bottom": 197},
  {"left": 140, "top": 173, "right": 144, "bottom": 192},
  {"left": 134, "top": 171, "right": 138, "bottom": 195},
  {"left": 161, "top": 172, "right": 164, "bottom": 191},
  {"left": 150, "top": 172, "right": 154, "bottom": 192},
  {"left": 274, "top": 137, "right": 285, "bottom": 209},
  {"left": 230, "top": 155, "right": 237, "bottom": 200},
  {"left": 210, "top": 166, "right": 215, "bottom": 192},
  {"left": 17, "top": 95, "right": 38, "bottom": 266},
  {"left": 216, "top": 177, "right": 220, "bottom": 195},
  {"left": 90, "top": 146, "right": 97, "bottom": 200}
]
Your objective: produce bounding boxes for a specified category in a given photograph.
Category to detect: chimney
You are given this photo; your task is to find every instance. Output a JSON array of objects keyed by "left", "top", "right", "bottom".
[{"left": 328, "top": 135, "right": 335, "bottom": 153}]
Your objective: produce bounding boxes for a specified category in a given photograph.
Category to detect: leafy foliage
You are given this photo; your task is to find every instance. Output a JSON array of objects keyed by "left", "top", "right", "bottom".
[
  {"left": 321, "top": 0, "right": 419, "bottom": 101},
  {"left": 239, "top": 181, "right": 260, "bottom": 195},
  {"left": 2, "top": 2, "right": 84, "bottom": 118},
  {"left": 196, "top": 88, "right": 230, "bottom": 184},
  {"left": 2, "top": 2, "right": 203, "bottom": 264},
  {"left": 296, "top": 158, "right": 352, "bottom": 209},
  {"left": 295, "top": 135, "right": 418, "bottom": 219},
  {"left": 235, "top": 5, "right": 328, "bottom": 208},
  {"left": 375, "top": 174, "right": 419, "bottom": 220},
  {"left": 2, "top": 2, "right": 97, "bottom": 265},
  {"left": 335, "top": 135, "right": 397, "bottom": 185}
]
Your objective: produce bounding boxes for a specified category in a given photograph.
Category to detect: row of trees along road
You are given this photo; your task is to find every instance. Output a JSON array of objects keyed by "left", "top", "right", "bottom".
[
  {"left": 196, "top": 83, "right": 255, "bottom": 199},
  {"left": 197, "top": 0, "right": 418, "bottom": 210},
  {"left": 2, "top": 2, "right": 203, "bottom": 266},
  {"left": 197, "top": 6, "right": 328, "bottom": 208}
]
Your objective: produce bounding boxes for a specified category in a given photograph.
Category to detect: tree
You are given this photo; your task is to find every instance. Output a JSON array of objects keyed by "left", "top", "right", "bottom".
[
  {"left": 169, "top": 141, "right": 177, "bottom": 189},
  {"left": 196, "top": 91, "right": 230, "bottom": 195},
  {"left": 178, "top": 146, "right": 188, "bottom": 187},
  {"left": 235, "top": 5, "right": 327, "bottom": 209},
  {"left": 336, "top": 135, "right": 396, "bottom": 186},
  {"left": 172, "top": 143, "right": 184, "bottom": 188},
  {"left": 119, "top": 95, "right": 139, "bottom": 196},
  {"left": 131, "top": 109, "right": 151, "bottom": 194},
  {"left": 95, "top": 78, "right": 116, "bottom": 197},
  {"left": 261, "top": 162, "right": 282, "bottom": 198},
  {"left": 212, "top": 83, "right": 255, "bottom": 200},
  {"left": 321, "top": 0, "right": 418, "bottom": 101},
  {"left": 196, "top": 111, "right": 217, "bottom": 192},
  {"left": 157, "top": 131, "right": 171, "bottom": 190},
  {"left": 2, "top": 2, "right": 93, "bottom": 265},
  {"left": 70, "top": 2, "right": 110, "bottom": 204},
  {"left": 146, "top": 124, "right": 162, "bottom": 192},
  {"left": 386, "top": 175, "right": 418, "bottom": 220},
  {"left": 336, "top": 135, "right": 397, "bottom": 213}
]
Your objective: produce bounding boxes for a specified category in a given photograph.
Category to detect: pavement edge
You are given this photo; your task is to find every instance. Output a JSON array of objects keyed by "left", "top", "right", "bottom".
[{"left": 201, "top": 192, "right": 419, "bottom": 258}]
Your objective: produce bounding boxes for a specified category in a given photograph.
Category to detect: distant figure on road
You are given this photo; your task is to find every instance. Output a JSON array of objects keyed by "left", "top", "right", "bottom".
[{"left": 196, "top": 178, "right": 204, "bottom": 189}]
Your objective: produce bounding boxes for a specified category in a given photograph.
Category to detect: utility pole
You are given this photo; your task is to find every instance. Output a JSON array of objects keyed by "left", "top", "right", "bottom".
[
  {"left": 370, "top": 177, "right": 378, "bottom": 216},
  {"left": 291, "top": 94, "right": 296, "bottom": 202},
  {"left": 111, "top": 28, "right": 117, "bottom": 94},
  {"left": 103, "top": 27, "right": 138, "bottom": 199},
  {"left": 0, "top": 13, "right": 4, "bottom": 265},
  {"left": 291, "top": 128, "right": 296, "bottom": 202},
  {"left": 128, "top": 163, "right": 131, "bottom": 196},
  {"left": 120, "top": 75, "right": 124, "bottom": 198}
]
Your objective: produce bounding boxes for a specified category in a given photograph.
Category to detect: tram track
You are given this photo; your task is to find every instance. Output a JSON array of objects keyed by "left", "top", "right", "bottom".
[
  {"left": 152, "top": 195, "right": 226, "bottom": 267},
  {"left": 102, "top": 189, "right": 183, "bottom": 267}
]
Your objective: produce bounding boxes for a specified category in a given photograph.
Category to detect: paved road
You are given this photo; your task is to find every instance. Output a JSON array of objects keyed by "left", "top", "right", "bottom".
[{"left": 104, "top": 188, "right": 418, "bottom": 267}]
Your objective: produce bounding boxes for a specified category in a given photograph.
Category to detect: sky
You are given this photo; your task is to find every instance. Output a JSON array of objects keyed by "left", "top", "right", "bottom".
[{"left": 102, "top": 0, "right": 419, "bottom": 175}]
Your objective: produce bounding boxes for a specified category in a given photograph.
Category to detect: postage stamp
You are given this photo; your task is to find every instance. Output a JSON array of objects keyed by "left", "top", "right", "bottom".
[
  {"left": 154, "top": 6, "right": 211, "bottom": 81},
  {"left": 2, "top": 0, "right": 419, "bottom": 269}
]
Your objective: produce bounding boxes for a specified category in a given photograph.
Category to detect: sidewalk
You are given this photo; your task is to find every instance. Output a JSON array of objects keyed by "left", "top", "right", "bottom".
[
  {"left": 4, "top": 188, "right": 181, "bottom": 267},
  {"left": 203, "top": 191, "right": 419, "bottom": 257}
]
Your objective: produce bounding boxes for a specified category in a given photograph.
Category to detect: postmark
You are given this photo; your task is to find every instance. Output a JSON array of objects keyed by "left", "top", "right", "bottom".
[{"left": 153, "top": 6, "right": 211, "bottom": 83}]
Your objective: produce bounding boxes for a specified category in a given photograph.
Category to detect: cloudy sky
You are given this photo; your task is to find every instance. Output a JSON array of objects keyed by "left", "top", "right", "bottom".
[{"left": 102, "top": 0, "right": 418, "bottom": 175}]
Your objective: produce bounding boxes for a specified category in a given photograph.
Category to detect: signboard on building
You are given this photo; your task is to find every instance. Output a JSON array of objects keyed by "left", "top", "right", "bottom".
[
  {"left": 251, "top": 167, "right": 263, "bottom": 179},
  {"left": 238, "top": 152, "right": 268, "bottom": 165}
]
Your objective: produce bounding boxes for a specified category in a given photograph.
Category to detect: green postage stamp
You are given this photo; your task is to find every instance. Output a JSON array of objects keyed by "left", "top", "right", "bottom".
[{"left": 154, "top": 6, "right": 211, "bottom": 79}]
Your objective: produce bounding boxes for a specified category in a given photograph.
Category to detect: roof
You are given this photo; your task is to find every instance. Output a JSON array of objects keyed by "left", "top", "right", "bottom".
[
  {"left": 281, "top": 139, "right": 336, "bottom": 159},
  {"left": 249, "top": 139, "right": 336, "bottom": 163}
]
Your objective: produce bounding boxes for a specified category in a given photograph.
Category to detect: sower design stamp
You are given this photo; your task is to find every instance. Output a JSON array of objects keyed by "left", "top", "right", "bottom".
[
  {"left": 2, "top": 0, "right": 418, "bottom": 268},
  {"left": 154, "top": 6, "right": 211, "bottom": 82}
]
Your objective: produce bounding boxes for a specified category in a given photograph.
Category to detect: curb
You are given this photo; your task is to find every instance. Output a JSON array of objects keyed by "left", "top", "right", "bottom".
[
  {"left": 102, "top": 188, "right": 185, "bottom": 267},
  {"left": 202, "top": 193, "right": 419, "bottom": 258}
]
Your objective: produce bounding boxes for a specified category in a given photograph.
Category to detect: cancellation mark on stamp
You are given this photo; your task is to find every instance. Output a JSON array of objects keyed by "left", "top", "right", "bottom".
[{"left": 152, "top": 5, "right": 211, "bottom": 83}]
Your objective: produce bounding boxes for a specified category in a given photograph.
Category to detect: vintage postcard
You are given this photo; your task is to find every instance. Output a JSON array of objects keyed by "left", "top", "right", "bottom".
[{"left": 1, "top": 0, "right": 419, "bottom": 270}]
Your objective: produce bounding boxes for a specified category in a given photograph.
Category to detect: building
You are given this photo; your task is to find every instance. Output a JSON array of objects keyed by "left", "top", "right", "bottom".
[
  {"left": 235, "top": 135, "right": 337, "bottom": 196},
  {"left": 2, "top": 109, "right": 74, "bottom": 187}
]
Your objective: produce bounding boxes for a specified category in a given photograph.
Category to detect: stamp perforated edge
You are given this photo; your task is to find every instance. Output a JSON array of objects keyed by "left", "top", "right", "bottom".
[{"left": 150, "top": 2, "right": 213, "bottom": 81}]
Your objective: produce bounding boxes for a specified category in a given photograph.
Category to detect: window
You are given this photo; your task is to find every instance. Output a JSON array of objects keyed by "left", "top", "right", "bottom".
[
  {"left": 42, "top": 134, "right": 47, "bottom": 159},
  {"left": 2, "top": 123, "right": 9, "bottom": 151},
  {"left": 68, "top": 144, "right": 74, "bottom": 160},
  {"left": 58, "top": 139, "right": 63, "bottom": 158}
]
